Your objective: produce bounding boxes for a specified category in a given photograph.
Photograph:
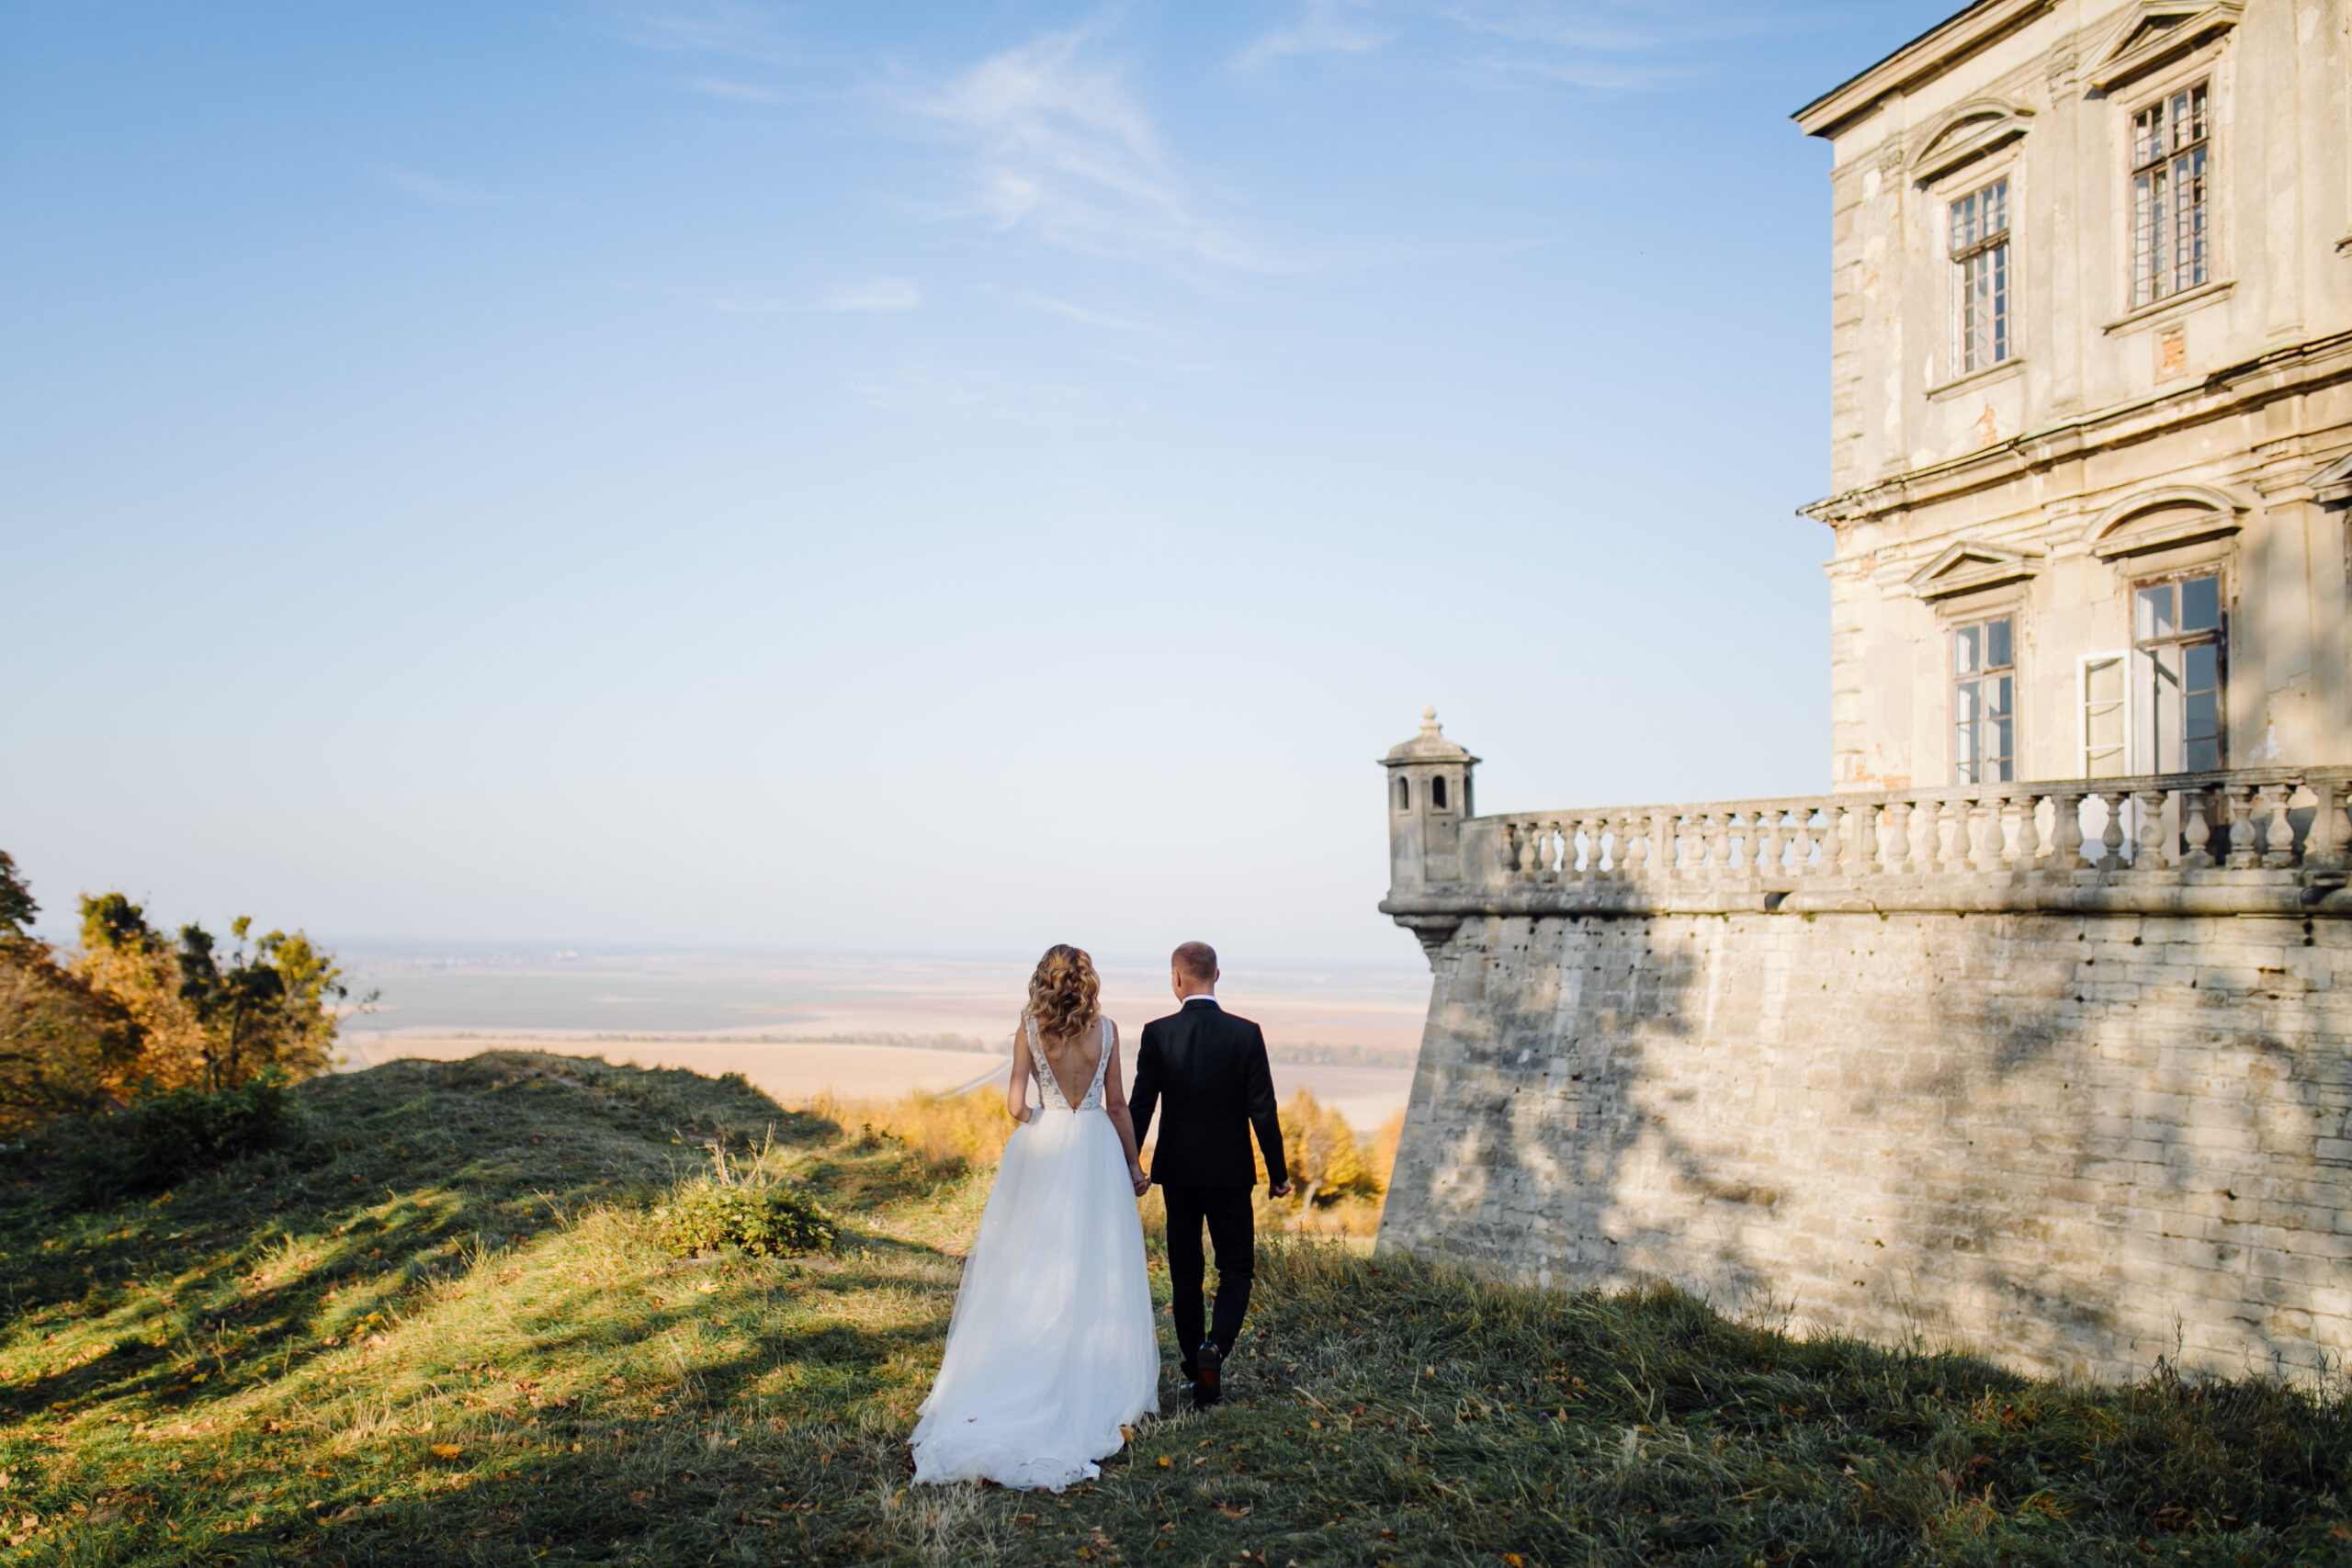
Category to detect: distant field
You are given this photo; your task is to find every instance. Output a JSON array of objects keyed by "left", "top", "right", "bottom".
[
  {"left": 336, "top": 948, "right": 1430, "bottom": 1129},
  {"left": 340, "top": 1035, "right": 1417, "bottom": 1131}
]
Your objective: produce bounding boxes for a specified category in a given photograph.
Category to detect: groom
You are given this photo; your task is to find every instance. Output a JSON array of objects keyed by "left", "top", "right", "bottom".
[{"left": 1128, "top": 942, "right": 1290, "bottom": 1409}]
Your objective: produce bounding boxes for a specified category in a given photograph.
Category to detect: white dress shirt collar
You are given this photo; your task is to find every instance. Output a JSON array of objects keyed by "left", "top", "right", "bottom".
[{"left": 1180, "top": 993, "right": 1219, "bottom": 1007}]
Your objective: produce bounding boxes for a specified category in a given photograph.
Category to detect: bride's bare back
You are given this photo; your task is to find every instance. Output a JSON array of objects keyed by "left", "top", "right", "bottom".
[{"left": 1033, "top": 1021, "right": 1107, "bottom": 1109}]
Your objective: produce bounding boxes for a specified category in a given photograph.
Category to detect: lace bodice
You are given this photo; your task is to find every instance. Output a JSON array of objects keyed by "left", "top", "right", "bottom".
[{"left": 1026, "top": 1016, "right": 1111, "bottom": 1112}]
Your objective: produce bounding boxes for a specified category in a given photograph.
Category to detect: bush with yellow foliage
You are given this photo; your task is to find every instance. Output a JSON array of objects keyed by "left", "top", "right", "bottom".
[{"left": 0, "top": 851, "right": 356, "bottom": 1135}]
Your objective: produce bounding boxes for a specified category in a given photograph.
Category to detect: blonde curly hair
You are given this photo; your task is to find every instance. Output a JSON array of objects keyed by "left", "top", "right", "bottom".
[{"left": 1024, "top": 943, "right": 1101, "bottom": 1040}]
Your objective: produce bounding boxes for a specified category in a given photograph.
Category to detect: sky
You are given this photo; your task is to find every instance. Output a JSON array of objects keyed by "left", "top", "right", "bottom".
[{"left": 1, "top": 1, "right": 1962, "bottom": 968}]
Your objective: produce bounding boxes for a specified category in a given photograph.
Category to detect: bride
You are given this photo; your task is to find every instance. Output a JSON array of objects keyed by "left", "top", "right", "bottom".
[{"left": 909, "top": 943, "right": 1159, "bottom": 1490}]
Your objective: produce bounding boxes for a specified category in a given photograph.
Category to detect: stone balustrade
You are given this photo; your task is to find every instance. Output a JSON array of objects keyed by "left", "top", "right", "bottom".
[{"left": 1383, "top": 766, "right": 2352, "bottom": 936}]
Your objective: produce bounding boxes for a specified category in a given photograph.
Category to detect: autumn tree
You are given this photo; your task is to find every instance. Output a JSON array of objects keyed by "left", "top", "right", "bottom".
[
  {"left": 1256, "top": 1087, "right": 1385, "bottom": 1209},
  {"left": 0, "top": 854, "right": 146, "bottom": 1134}
]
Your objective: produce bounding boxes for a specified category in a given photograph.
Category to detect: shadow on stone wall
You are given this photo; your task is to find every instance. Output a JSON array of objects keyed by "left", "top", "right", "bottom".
[
  {"left": 1385, "top": 907, "right": 2352, "bottom": 1383},
  {"left": 1384, "top": 914, "right": 1778, "bottom": 1309}
]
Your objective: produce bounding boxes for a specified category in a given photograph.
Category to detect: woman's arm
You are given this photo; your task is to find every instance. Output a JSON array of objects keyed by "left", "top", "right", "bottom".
[
  {"left": 1004, "top": 1025, "right": 1033, "bottom": 1124},
  {"left": 1101, "top": 1021, "right": 1149, "bottom": 1196}
]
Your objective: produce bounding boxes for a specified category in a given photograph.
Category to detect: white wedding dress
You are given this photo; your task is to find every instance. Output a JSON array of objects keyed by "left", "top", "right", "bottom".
[{"left": 909, "top": 1017, "right": 1159, "bottom": 1490}]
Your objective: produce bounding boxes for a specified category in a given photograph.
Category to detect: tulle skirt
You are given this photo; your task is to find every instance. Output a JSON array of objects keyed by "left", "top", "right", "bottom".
[{"left": 909, "top": 1105, "right": 1159, "bottom": 1490}]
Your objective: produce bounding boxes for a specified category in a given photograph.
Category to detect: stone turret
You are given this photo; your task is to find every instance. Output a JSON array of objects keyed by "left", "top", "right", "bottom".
[{"left": 1381, "top": 707, "right": 1477, "bottom": 898}]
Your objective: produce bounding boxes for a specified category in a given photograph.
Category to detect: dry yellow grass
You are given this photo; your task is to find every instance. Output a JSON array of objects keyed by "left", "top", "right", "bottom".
[{"left": 804, "top": 1084, "right": 1408, "bottom": 1241}]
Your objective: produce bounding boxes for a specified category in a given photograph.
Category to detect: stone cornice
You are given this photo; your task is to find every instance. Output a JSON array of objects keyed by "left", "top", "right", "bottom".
[
  {"left": 1801, "top": 329, "right": 2352, "bottom": 527},
  {"left": 1383, "top": 874, "right": 2352, "bottom": 923},
  {"left": 1792, "top": 1, "right": 2049, "bottom": 141}
]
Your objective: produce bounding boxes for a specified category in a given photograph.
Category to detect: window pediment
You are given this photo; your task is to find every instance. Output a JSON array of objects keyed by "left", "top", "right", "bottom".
[
  {"left": 1909, "top": 98, "right": 2033, "bottom": 186},
  {"left": 2312, "top": 451, "right": 2352, "bottom": 505},
  {"left": 2089, "top": 2, "right": 2241, "bottom": 92},
  {"left": 2088, "top": 484, "right": 2245, "bottom": 558},
  {"left": 1908, "top": 540, "right": 2042, "bottom": 601}
]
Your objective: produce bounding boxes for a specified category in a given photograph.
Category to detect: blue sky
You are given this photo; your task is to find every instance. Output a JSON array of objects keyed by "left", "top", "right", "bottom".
[{"left": 1, "top": 1, "right": 1958, "bottom": 966}]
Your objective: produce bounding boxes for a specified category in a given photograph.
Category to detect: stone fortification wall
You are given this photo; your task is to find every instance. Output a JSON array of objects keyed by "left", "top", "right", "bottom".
[{"left": 1379, "top": 907, "right": 2352, "bottom": 1383}]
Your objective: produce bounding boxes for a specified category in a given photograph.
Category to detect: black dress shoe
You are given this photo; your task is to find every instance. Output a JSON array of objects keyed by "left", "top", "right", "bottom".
[{"left": 1193, "top": 1341, "right": 1222, "bottom": 1407}]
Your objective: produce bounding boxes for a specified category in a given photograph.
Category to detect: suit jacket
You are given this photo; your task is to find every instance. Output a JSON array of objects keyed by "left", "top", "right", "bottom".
[{"left": 1130, "top": 998, "right": 1287, "bottom": 1190}]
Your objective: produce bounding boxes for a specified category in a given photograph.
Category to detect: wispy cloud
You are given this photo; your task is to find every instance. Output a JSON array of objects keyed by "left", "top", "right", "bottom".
[
  {"left": 609, "top": 1, "right": 800, "bottom": 66},
  {"left": 821, "top": 278, "right": 923, "bottom": 312},
  {"left": 1005, "top": 290, "right": 1157, "bottom": 336},
  {"left": 1238, "top": 0, "right": 1395, "bottom": 70},
  {"left": 892, "top": 19, "right": 1276, "bottom": 273},
  {"left": 374, "top": 165, "right": 502, "bottom": 206},
  {"left": 684, "top": 75, "right": 782, "bottom": 104},
  {"left": 707, "top": 278, "right": 923, "bottom": 316},
  {"left": 1431, "top": 0, "right": 1805, "bottom": 92},
  {"left": 850, "top": 359, "right": 1097, "bottom": 423}
]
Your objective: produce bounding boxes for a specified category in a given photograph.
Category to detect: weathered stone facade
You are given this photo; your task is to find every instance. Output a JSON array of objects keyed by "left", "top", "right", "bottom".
[
  {"left": 1795, "top": 0, "right": 2352, "bottom": 789},
  {"left": 1386, "top": 904, "right": 2352, "bottom": 1382},
  {"left": 1372, "top": 0, "right": 2352, "bottom": 1381}
]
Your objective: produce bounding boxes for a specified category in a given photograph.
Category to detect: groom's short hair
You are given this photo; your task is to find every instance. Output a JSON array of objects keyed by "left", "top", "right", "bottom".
[{"left": 1171, "top": 942, "right": 1217, "bottom": 982}]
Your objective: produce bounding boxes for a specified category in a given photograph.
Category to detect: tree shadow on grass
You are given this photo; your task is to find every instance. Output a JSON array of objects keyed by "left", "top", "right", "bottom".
[{"left": 0, "top": 1054, "right": 844, "bottom": 1419}]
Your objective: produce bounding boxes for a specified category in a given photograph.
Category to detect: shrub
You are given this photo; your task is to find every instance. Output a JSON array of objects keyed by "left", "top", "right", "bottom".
[
  {"left": 652, "top": 1178, "right": 839, "bottom": 1258},
  {"left": 4, "top": 1075, "right": 296, "bottom": 1196},
  {"left": 108, "top": 1077, "right": 294, "bottom": 1190}
]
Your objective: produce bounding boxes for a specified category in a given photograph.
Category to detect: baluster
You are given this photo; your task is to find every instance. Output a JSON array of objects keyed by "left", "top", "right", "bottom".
[
  {"left": 1756, "top": 810, "right": 1783, "bottom": 880},
  {"left": 2179, "top": 789, "right": 2214, "bottom": 868},
  {"left": 1967, "top": 796, "right": 1997, "bottom": 873},
  {"left": 1884, "top": 802, "right": 1913, "bottom": 874},
  {"left": 1578, "top": 816, "right": 1602, "bottom": 881},
  {"left": 1789, "top": 809, "right": 1816, "bottom": 877},
  {"left": 2052, "top": 790, "right": 2087, "bottom": 872},
  {"left": 1625, "top": 816, "right": 1649, "bottom": 882},
  {"left": 1501, "top": 820, "right": 1522, "bottom": 880},
  {"left": 2307, "top": 779, "right": 2348, "bottom": 870},
  {"left": 1673, "top": 813, "right": 1697, "bottom": 879},
  {"left": 2096, "top": 790, "right": 2130, "bottom": 871},
  {"left": 1704, "top": 813, "right": 1730, "bottom": 879},
  {"left": 2261, "top": 784, "right": 2298, "bottom": 867},
  {"left": 2132, "top": 787, "right": 2170, "bottom": 870},
  {"left": 2012, "top": 791, "right": 2041, "bottom": 871},
  {"left": 1547, "top": 819, "right": 1568, "bottom": 880},
  {"left": 1819, "top": 805, "right": 1847, "bottom": 878},
  {"left": 2225, "top": 786, "right": 2261, "bottom": 868}
]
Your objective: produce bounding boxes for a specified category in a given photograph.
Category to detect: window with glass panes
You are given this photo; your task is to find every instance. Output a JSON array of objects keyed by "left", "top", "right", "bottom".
[
  {"left": 2134, "top": 573, "right": 2223, "bottom": 772},
  {"left": 1952, "top": 615, "right": 2016, "bottom": 784},
  {"left": 2131, "top": 82, "right": 2210, "bottom": 308},
  {"left": 1950, "top": 178, "right": 2010, "bottom": 373}
]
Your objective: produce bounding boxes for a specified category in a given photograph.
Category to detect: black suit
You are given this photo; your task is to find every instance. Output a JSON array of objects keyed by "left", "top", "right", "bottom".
[{"left": 1129, "top": 998, "right": 1287, "bottom": 1374}]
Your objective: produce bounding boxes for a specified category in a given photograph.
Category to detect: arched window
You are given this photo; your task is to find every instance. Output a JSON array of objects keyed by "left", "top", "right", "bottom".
[
  {"left": 1396, "top": 777, "right": 1410, "bottom": 811},
  {"left": 1432, "top": 775, "right": 1449, "bottom": 811}
]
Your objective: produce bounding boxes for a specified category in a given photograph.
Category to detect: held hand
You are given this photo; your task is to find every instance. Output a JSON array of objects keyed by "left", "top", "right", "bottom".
[
  {"left": 1269, "top": 1179, "right": 1294, "bottom": 1200},
  {"left": 1130, "top": 1168, "right": 1151, "bottom": 1198}
]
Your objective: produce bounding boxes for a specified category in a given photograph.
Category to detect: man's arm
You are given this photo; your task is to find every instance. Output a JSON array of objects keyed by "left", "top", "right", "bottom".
[
  {"left": 1241, "top": 1022, "right": 1289, "bottom": 1193},
  {"left": 1128, "top": 1023, "right": 1162, "bottom": 1149}
]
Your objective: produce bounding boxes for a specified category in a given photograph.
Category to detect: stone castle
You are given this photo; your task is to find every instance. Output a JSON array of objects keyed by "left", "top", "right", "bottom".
[{"left": 1373, "top": 0, "right": 2352, "bottom": 1382}]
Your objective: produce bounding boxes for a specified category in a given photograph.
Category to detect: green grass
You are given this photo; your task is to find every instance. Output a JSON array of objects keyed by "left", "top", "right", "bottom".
[{"left": 2, "top": 1051, "right": 2348, "bottom": 1565}]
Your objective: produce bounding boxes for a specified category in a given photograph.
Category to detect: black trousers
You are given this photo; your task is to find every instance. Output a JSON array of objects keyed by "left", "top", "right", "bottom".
[{"left": 1160, "top": 1185, "right": 1254, "bottom": 1376}]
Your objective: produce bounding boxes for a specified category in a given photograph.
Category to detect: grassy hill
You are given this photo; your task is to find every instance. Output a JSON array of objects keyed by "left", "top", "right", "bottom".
[{"left": 1, "top": 1052, "right": 2347, "bottom": 1566}]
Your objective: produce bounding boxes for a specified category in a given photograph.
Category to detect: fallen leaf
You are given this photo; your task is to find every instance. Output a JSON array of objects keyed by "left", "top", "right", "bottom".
[
  {"left": 1505, "top": 1556, "right": 1524, "bottom": 1566},
  {"left": 429, "top": 1445, "right": 462, "bottom": 1460},
  {"left": 1217, "top": 1504, "right": 1251, "bottom": 1518},
  {"left": 1157, "top": 1455, "right": 1171, "bottom": 1469}
]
